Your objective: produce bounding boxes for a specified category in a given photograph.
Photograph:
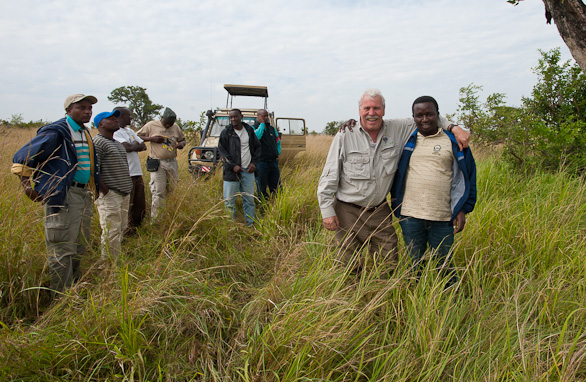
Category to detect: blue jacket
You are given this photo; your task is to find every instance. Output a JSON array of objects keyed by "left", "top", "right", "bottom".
[
  {"left": 390, "top": 129, "right": 477, "bottom": 221},
  {"left": 12, "top": 118, "right": 100, "bottom": 211}
]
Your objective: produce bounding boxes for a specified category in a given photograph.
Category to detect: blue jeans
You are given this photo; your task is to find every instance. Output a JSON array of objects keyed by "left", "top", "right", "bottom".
[
  {"left": 256, "top": 160, "right": 281, "bottom": 200},
  {"left": 223, "top": 170, "right": 256, "bottom": 226},
  {"left": 399, "top": 216, "right": 457, "bottom": 284}
]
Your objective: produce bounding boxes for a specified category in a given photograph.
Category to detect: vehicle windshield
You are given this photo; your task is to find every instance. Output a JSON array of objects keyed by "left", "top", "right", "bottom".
[{"left": 209, "top": 116, "right": 258, "bottom": 137}]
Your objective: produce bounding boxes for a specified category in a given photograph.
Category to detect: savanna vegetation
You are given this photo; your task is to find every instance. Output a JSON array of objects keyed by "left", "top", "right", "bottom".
[
  {"left": 1, "top": 47, "right": 586, "bottom": 381},
  {"left": 1, "top": 125, "right": 585, "bottom": 380}
]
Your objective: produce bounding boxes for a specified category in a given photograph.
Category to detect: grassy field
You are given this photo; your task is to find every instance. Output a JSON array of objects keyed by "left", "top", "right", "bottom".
[{"left": 0, "top": 127, "right": 585, "bottom": 381}]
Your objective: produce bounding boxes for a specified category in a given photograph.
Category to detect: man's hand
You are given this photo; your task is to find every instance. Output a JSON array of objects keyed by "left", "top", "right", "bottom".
[
  {"left": 21, "top": 177, "right": 41, "bottom": 202},
  {"left": 452, "top": 126, "right": 470, "bottom": 151},
  {"left": 176, "top": 140, "right": 186, "bottom": 149},
  {"left": 452, "top": 211, "right": 466, "bottom": 234},
  {"left": 338, "top": 119, "right": 357, "bottom": 133},
  {"left": 232, "top": 165, "right": 243, "bottom": 173},
  {"left": 257, "top": 113, "right": 267, "bottom": 124},
  {"left": 149, "top": 135, "right": 166, "bottom": 144},
  {"left": 247, "top": 163, "right": 256, "bottom": 173},
  {"left": 322, "top": 216, "right": 339, "bottom": 231}
]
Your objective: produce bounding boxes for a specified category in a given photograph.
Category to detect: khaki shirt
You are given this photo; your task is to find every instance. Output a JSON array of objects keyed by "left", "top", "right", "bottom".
[
  {"left": 401, "top": 129, "right": 454, "bottom": 221},
  {"left": 137, "top": 120, "right": 186, "bottom": 160},
  {"left": 317, "top": 117, "right": 450, "bottom": 219}
]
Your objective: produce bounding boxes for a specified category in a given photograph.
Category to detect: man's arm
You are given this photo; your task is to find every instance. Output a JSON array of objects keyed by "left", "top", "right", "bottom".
[
  {"left": 254, "top": 123, "right": 266, "bottom": 140},
  {"left": 317, "top": 133, "right": 344, "bottom": 230},
  {"left": 121, "top": 141, "right": 147, "bottom": 153}
]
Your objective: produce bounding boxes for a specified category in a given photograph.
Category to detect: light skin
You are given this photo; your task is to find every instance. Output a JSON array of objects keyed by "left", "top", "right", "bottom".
[
  {"left": 229, "top": 110, "right": 256, "bottom": 174},
  {"left": 116, "top": 108, "right": 147, "bottom": 153},
  {"left": 412, "top": 101, "right": 466, "bottom": 233},
  {"left": 21, "top": 100, "right": 94, "bottom": 202}
]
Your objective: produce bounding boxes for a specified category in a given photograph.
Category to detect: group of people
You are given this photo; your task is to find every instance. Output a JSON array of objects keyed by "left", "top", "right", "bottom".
[
  {"left": 11, "top": 94, "right": 186, "bottom": 297},
  {"left": 317, "top": 89, "right": 477, "bottom": 285},
  {"left": 11, "top": 89, "right": 476, "bottom": 298}
]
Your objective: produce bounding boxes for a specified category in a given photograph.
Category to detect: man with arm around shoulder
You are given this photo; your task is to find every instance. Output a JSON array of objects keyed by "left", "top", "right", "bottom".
[{"left": 390, "top": 96, "right": 477, "bottom": 287}]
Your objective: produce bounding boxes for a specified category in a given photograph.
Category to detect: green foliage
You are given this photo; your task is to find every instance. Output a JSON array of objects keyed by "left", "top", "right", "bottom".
[
  {"left": 108, "top": 86, "right": 163, "bottom": 128},
  {"left": 323, "top": 120, "right": 344, "bottom": 135},
  {"left": 455, "top": 48, "right": 586, "bottom": 174}
]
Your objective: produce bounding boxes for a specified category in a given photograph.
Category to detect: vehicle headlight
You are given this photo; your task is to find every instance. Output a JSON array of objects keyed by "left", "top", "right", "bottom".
[{"left": 204, "top": 150, "right": 215, "bottom": 160}]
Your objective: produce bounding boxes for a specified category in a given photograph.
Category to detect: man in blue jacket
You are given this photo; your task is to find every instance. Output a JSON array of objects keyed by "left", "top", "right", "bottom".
[
  {"left": 12, "top": 94, "right": 100, "bottom": 297},
  {"left": 390, "top": 96, "right": 476, "bottom": 287}
]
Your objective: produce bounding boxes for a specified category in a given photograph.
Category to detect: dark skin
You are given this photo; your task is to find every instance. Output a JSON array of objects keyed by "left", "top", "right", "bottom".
[
  {"left": 116, "top": 108, "right": 147, "bottom": 153},
  {"left": 96, "top": 116, "right": 121, "bottom": 195},
  {"left": 21, "top": 100, "right": 94, "bottom": 202},
  {"left": 139, "top": 116, "right": 186, "bottom": 149},
  {"left": 413, "top": 101, "right": 466, "bottom": 233},
  {"left": 229, "top": 110, "right": 256, "bottom": 174}
]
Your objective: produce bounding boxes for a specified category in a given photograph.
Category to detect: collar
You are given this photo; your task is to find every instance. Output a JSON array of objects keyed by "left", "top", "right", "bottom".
[{"left": 66, "top": 115, "right": 83, "bottom": 132}]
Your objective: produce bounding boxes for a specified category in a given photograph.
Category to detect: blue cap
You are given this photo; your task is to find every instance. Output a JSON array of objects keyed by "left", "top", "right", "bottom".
[{"left": 94, "top": 109, "right": 121, "bottom": 128}]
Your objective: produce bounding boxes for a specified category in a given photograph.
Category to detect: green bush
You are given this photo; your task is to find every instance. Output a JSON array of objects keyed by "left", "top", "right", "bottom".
[{"left": 454, "top": 48, "right": 586, "bottom": 174}]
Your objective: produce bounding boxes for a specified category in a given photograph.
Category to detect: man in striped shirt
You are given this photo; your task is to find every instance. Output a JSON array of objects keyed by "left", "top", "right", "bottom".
[{"left": 93, "top": 110, "right": 133, "bottom": 261}]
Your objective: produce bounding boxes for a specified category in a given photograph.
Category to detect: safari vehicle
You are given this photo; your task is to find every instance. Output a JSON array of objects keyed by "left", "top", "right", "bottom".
[{"left": 188, "top": 84, "right": 306, "bottom": 175}]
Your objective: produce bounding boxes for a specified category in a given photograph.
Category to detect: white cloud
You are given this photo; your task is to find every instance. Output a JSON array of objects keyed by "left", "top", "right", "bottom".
[{"left": 0, "top": 0, "right": 574, "bottom": 132}]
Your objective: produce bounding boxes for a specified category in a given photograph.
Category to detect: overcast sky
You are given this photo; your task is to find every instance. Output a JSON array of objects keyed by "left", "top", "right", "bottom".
[{"left": 0, "top": 0, "right": 575, "bottom": 132}]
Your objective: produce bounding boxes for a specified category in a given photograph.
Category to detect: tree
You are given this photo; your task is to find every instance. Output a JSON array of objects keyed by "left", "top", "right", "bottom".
[
  {"left": 455, "top": 48, "right": 586, "bottom": 174},
  {"left": 323, "top": 121, "right": 344, "bottom": 135},
  {"left": 509, "top": 0, "right": 586, "bottom": 72},
  {"left": 108, "top": 86, "right": 163, "bottom": 127}
]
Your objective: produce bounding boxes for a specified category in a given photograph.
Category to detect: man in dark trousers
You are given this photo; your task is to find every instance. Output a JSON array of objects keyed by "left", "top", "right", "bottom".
[
  {"left": 12, "top": 94, "right": 100, "bottom": 297},
  {"left": 253, "top": 109, "right": 281, "bottom": 200},
  {"left": 218, "top": 109, "right": 261, "bottom": 226}
]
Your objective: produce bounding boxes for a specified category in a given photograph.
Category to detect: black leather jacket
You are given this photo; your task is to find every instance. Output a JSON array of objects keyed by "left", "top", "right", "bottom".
[{"left": 218, "top": 123, "right": 261, "bottom": 181}]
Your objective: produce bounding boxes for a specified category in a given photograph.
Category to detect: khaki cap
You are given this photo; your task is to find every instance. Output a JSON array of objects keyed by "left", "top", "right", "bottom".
[{"left": 64, "top": 94, "right": 98, "bottom": 110}]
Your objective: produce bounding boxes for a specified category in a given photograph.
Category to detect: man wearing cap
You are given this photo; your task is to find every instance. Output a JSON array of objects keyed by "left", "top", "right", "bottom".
[
  {"left": 93, "top": 110, "right": 133, "bottom": 260},
  {"left": 12, "top": 94, "right": 100, "bottom": 296},
  {"left": 137, "top": 107, "right": 186, "bottom": 220},
  {"left": 113, "top": 107, "right": 147, "bottom": 231}
]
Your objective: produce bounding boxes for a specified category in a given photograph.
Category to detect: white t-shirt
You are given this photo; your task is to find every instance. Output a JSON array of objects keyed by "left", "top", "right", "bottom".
[
  {"left": 235, "top": 127, "right": 251, "bottom": 169},
  {"left": 113, "top": 127, "right": 144, "bottom": 177}
]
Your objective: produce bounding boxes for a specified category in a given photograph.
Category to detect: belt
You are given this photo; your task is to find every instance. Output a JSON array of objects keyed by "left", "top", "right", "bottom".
[
  {"left": 337, "top": 199, "right": 386, "bottom": 212},
  {"left": 71, "top": 181, "right": 88, "bottom": 189}
]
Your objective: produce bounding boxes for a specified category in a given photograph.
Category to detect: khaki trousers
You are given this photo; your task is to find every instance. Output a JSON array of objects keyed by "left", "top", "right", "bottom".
[
  {"left": 95, "top": 190, "right": 130, "bottom": 260},
  {"left": 44, "top": 186, "right": 93, "bottom": 294},
  {"left": 334, "top": 199, "right": 398, "bottom": 271},
  {"left": 149, "top": 158, "right": 178, "bottom": 220}
]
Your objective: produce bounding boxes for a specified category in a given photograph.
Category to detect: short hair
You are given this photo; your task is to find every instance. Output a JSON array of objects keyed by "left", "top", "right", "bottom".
[
  {"left": 230, "top": 108, "right": 243, "bottom": 115},
  {"left": 113, "top": 106, "right": 129, "bottom": 111},
  {"left": 412, "top": 96, "right": 439, "bottom": 114},
  {"left": 359, "top": 88, "right": 385, "bottom": 109}
]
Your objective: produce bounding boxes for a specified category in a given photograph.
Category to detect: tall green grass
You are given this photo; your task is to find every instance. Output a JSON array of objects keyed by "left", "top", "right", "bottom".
[{"left": 1, "top": 129, "right": 585, "bottom": 381}]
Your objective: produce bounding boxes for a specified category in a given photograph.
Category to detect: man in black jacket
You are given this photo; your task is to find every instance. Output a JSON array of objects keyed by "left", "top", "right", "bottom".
[
  {"left": 218, "top": 109, "right": 261, "bottom": 226},
  {"left": 253, "top": 109, "right": 281, "bottom": 200}
]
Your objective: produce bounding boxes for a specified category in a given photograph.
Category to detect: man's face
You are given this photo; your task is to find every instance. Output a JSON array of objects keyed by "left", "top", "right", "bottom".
[
  {"left": 67, "top": 100, "right": 93, "bottom": 125},
  {"left": 99, "top": 115, "right": 120, "bottom": 133},
  {"left": 117, "top": 108, "right": 132, "bottom": 128},
  {"left": 162, "top": 117, "right": 176, "bottom": 129},
  {"left": 359, "top": 96, "right": 385, "bottom": 133},
  {"left": 257, "top": 110, "right": 268, "bottom": 124},
  {"left": 229, "top": 110, "right": 243, "bottom": 129},
  {"left": 413, "top": 102, "right": 439, "bottom": 136}
]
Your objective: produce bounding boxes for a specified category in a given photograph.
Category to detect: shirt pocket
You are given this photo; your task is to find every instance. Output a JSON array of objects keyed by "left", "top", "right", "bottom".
[
  {"left": 380, "top": 145, "right": 401, "bottom": 175},
  {"left": 344, "top": 150, "right": 371, "bottom": 179}
]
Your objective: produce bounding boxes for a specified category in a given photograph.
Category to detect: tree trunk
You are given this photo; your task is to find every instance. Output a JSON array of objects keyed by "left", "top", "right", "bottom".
[{"left": 543, "top": 0, "right": 586, "bottom": 72}]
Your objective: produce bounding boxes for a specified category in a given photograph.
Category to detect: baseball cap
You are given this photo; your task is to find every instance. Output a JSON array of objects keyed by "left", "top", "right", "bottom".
[
  {"left": 64, "top": 94, "right": 98, "bottom": 110},
  {"left": 93, "top": 110, "right": 121, "bottom": 128}
]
